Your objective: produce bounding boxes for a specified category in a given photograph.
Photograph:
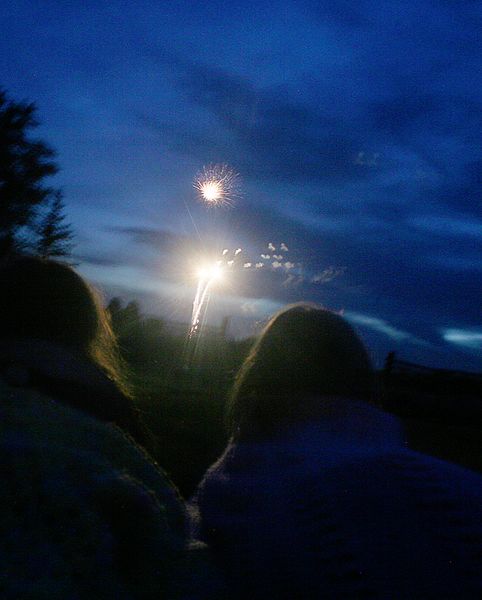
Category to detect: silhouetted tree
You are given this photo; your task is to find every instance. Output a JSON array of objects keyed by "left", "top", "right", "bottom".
[
  {"left": 107, "top": 298, "right": 144, "bottom": 345},
  {"left": 123, "top": 300, "right": 141, "bottom": 328},
  {"left": 107, "top": 297, "right": 123, "bottom": 330},
  {"left": 0, "top": 88, "right": 62, "bottom": 257},
  {"left": 36, "top": 191, "right": 74, "bottom": 259}
]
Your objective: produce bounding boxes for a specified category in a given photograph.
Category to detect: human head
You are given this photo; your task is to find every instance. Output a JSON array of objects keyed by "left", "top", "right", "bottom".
[
  {"left": 0, "top": 255, "right": 127, "bottom": 395},
  {"left": 227, "top": 303, "right": 375, "bottom": 438},
  {"left": 0, "top": 256, "right": 98, "bottom": 348},
  {"left": 0, "top": 256, "right": 160, "bottom": 452}
]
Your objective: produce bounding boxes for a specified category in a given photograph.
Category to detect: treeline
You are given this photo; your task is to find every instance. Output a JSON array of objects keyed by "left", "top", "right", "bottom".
[
  {"left": 0, "top": 88, "right": 73, "bottom": 260},
  {"left": 107, "top": 297, "right": 253, "bottom": 383}
]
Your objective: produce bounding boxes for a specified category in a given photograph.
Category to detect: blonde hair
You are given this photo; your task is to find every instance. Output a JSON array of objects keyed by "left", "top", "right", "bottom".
[
  {"left": 0, "top": 256, "right": 131, "bottom": 396},
  {"left": 227, "top": 303, "right": 375, "bottom": 439}
]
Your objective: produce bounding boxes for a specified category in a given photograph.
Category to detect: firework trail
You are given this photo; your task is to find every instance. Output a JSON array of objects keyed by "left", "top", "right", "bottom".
[
  {"left": 189, "top": 264, "right": 223, "bottom": 337},
  {"left": 189, "top": 280, "right": 211, "bottom": 336}
]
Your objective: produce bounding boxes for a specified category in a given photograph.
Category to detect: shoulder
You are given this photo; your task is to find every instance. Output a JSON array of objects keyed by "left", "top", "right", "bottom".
[
  {"left": 0, "top": 379, "right": 193, "bottom": 598},
  {"left": 192, "top": 435, "right": 298, "bottom": 531}
]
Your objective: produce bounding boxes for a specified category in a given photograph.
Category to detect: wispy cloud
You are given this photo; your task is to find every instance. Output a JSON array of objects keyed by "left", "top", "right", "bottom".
[
  {"left": 442, "top": 328, "right": 482, "bottom": 351},
  {"left": 345, "top": 311, "right": 431, "bottom": 347},
  {"left": 107, "top": 226, "right": 189, "bottom": 250},
  {"left": 409, "top": 216, "right": 482, "bottom": 238},
  {"left": 428, "top": 254, "right": 482, "bottom": 272},
  {"left": 311, "top": 266, "right": 346, "bottom": 284},
  {"left": 142, "top": 51, "right": 372, "bottom": 184}
]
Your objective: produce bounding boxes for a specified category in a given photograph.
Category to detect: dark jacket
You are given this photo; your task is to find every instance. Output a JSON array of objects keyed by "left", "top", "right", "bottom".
[
  {"left": 0, "top": 339, "right": 222, "bottom": 599},
  {"left": 191, "top": 397, "right": 482, "bottom": 599}
]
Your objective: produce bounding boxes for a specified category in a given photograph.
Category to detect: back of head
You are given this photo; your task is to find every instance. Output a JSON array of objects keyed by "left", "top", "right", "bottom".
[
  {"left": 0, "top": 256, "right": 99, "bottom": 353},
  {"left": 0, "top": 256, "right": 150, "bottom": 447},
  {"left": 228, "top": 303, "right": 375, "bottom": 438}
]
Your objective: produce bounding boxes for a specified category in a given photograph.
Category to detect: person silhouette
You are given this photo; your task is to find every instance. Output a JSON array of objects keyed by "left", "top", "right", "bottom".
[
  {"left": 191, "top": 303, "right": 482, "bottom": 599},
  {"left": 0, "top": 256, "right": 222, "bottom": 598},
  {"left": 0, "top": 255, "right": 150, "bottom": 442}
]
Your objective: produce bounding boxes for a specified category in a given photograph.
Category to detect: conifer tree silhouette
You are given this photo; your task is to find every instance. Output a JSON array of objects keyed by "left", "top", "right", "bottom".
[
  {"left": 0, "top": 88, "right": 72, "bottom": 257},
  {"left": 37, "top": 191, "right": 74, "bottom": 259}
]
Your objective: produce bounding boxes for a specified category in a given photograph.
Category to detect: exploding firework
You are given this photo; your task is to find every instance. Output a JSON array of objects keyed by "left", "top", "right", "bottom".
[
  {"left": 194, "top": 163, "right": 240, "bottom": 207},
  {"left": 189, "top": 262, "right": 223, "bottom": 336}
]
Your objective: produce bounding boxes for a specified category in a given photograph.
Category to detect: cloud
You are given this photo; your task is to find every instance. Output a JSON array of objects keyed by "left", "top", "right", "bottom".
[
  {"left": 427, "top": 255, "right": 482, "bottom": 272},
  {"left": 311, "top": 266, "right": 346, "bottom": 284},
  {"left": 142, "top": 52, "right": 375, "bottom": 185},
  {"left": 408, "top": 215, "right": 482, "bottom": 238},
  {"left": 74, "top": 252, "right": 126, "bottom": 268},
  {"left": 368, "top": 93, "right": 443, "bottom": 138},
  {"left": 107, "top": 226, "right": 188, "bottom": 251},
  {"left": 355, "top": 152, "right": 380, "bottom": 167},
  {"left": 442, "top": 328, "right": 482, "bottom": 351},
  {"left": 345, "top": 311, "right": 431, "bottom": 347},
  {"left": 282, "top": 274, "right": 304, "bottom": 288},
  {"left": 426, "top": 160, "right": 482, "bottom": 219},
  {"left": 306, "top": 0, "right": 371, "bottom": 27}
]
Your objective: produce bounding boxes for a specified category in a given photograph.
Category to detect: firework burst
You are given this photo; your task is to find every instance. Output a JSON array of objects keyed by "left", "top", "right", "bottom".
[{"left": 194, "top": 163, "right": 240, "bottom": 207}]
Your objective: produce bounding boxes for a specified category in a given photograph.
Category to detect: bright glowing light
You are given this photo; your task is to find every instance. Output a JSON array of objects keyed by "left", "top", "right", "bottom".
[
  {"left": 200, "top": 181, "right": 222, "bottom": 202},
  {"left": 194, "top": 163, "right": 240, "bottom": 207},
  {"left": 198, "top": 263, "right": 223, "bottom": 281},
  {"left": 190, "top": 262, "right": 224, "bottom": 336}
]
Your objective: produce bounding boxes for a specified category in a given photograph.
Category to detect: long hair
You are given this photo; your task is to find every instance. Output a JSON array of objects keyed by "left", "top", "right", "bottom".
[
  {"left": 227, "top": 303, "right": 375, "bottom": 439},
  {"left": 0, "top": 256, "right": 149, "bottom": 444}
]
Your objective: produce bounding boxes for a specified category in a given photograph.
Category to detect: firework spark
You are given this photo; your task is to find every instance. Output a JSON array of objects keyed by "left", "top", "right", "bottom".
[{"left": 194, "top": 163, "right": 240, "bottom": 207}]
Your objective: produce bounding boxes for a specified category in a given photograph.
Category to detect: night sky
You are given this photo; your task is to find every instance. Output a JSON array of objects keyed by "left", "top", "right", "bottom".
[{"left": 1, "top": 1, "right": 481, "bottom": 370}]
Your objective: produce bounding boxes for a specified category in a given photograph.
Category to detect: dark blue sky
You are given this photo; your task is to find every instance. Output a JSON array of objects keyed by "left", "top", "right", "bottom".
[{"left": 2, "top": 1, "right": 481, "bottom": 370}]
